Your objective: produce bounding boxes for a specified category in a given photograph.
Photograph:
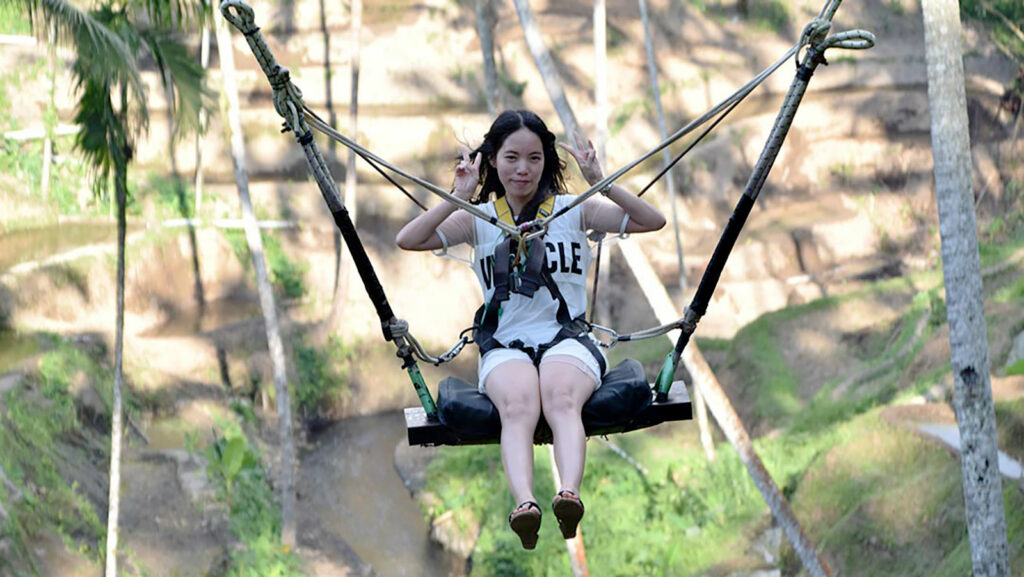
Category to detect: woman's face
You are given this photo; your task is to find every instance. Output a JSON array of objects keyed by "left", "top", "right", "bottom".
[{"left": 491, "top": 127, "right": 544, "bottom": 206}]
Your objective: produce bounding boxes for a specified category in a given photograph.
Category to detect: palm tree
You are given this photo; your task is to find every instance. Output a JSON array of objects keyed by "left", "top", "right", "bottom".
[
  {"left": 78, "top": 12, "right": 204, "bottom": 575},
  {"left": 9, "top": 1, "right": 205, "bottom": 573}
]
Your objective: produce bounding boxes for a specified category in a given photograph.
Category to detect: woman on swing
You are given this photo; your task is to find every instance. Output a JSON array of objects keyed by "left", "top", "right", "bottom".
[{"left": 397, "top": 110, "right": 665, "bottom": 549}]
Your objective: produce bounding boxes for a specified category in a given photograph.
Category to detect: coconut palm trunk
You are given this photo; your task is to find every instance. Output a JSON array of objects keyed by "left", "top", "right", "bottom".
[
  {"left": 324, "top": 0, "right": 361, "bottom": 334},
  {"left": 41, "top": 20, "right": 56, "bottom": 202},
  {"left": 164, "top": 70, "right": 206, "bottom": 321},
  {"left": 103, "top": 87, "right": 129, "bottom": 577},
  {"left": 922, "top": 0, "right": 1010, "bottom": 574},
  {"left": 637, "top": 0, "right": 713, "bottom": 461},
  {"left": 591, "top": 0, "right": 612, "bottom": 328},
  {"left": 194, "top": 18, "right": 210, "bottom": 215},
  {"left": 214, "top": 7, "right": 298, "bottom": 546}
]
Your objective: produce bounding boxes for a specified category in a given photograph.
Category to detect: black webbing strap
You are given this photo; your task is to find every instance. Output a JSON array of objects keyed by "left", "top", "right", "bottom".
[
  {"left": 690, "top": 193, "right": 755, "bottom": 318},
  {"left": 656, "top": 36, "right": 834, "bottom": 402},
  {"left": 516, "top": 238, "right": 547, "bottom": 297},
  {"left": 330, "top": 207, "right": 396, "bottom": 338},
  {"left": 492, "top": 238, "right": 512, "bottom": 303},
  {"left": 474, "top": 242, "right": 606, "bottom": 376}
]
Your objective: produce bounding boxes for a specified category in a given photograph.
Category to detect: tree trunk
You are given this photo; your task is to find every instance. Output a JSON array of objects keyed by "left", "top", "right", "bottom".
[
  {"left": 511, "top": 0, "right": 579, "bottom": 136},
  {"left": 103, "top": 91, "right": 128, "bottom": 577},
  {"left": 638, "top": 0, "right": 711, "bottom": 460},
  {"left": 476, "top": 0, "right": 500, "bottom": 115},
  {"left": 922, "top": 1, "right": 1010, "bottom": 574},
  {"left": 638, "top": 0, "right": 686, "bottom": 292},
  {"left": 214, "top": 9, "right": 298, "bottom": 546},
  {"left": 618, "top": 237, "right": 831, "bottom": 577},
  {"left": 41, "top": 20, "right": 56, "bottom": 203},
  {"left": 591, "top": 0, "right": 612, "bottom": 327},
  {"left": 324, "top": 0, "right": 361, "bottom": 335},
  {"left": 165, "top": 69, "right": 206, "bottom": 322},
  {"left": 194, "top": 21, "right": 210, "bottom": 216},
  {"left": 337, "top": 0, "right": 362, "bottom": 330}
]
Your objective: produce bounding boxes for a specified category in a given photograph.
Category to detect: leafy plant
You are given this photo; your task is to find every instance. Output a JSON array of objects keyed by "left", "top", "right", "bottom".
[
  {"left": 292, "top": 335, "right": 353, "bottom": 419},
  {"left": 223, "top": 230, "right": 308, "bottom": 300}
]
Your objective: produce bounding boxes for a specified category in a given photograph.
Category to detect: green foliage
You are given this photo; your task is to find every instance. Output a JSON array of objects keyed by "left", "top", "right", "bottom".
[
  {"left": 994, "top": 273, "right": 1024, "bottom": 303},
  {"left": 0, "top": 344, "right": 110, "bottom": 573},
  {"left": 0, "top": 2, "right": 31, "bottom": 34},
  {"left": 748, "top": 0, "right": 792, "bottom": 32},
  {"left": 222, "top": 230, "right": 309, "bottom": 300},
  {"left": 498, "top": 70, "right": 527, "bottom": 99},
  {"left": 423, "top": 425, "right": 845, "bottom": 575},
  {"left": 610, "top": 98, "right": 653, "bottom": 137},
  {"left": 961, "top": 0, "right": 1024, "bottom": 61},
  {"left": 203, "top": 431, "right": 302, "bottom": 576},
  {"left": 291, "top": 335, "right": 353, "bottom": 418},
  {"left": 145, "top": 172, "right": 196, "bottom": 218},
  {"left": 727, "top": 304, "right": 813, "bottom": 424},
  {"left": 1007, "top": 359, "right": 1024, "bottom": 376}
]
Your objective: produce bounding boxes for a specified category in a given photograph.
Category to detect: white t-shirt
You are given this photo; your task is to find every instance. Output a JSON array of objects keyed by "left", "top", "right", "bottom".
[{"left": 470, "top": 195, "right": 591, "bottom": 348}]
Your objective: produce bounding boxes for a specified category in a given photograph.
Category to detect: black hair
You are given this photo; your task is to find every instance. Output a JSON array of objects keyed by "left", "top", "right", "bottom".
[{"left": 464, "top": 110, "right": 566, "bottom": 223}]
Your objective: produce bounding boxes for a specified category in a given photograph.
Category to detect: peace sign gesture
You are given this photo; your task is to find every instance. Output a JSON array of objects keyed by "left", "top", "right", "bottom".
[
  {"left": 558, "top": 130, "right": 603, "bottom": 186},
  {"left": 453, "top": 146, "right": 481, "bottom": 200}
]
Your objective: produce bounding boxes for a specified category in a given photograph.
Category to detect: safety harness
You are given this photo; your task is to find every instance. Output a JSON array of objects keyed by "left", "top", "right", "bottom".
[{"left": 472, "top": 195, "right": 607, "bottom": 376}]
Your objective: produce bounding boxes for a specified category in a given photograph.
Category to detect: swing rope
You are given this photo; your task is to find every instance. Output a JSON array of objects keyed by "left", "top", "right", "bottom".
[
  {"left": 651, "top": 18, "right": 875, "bottom": 402},
  {"left": 219, "top": 0, "right": 873, "bottom": 414}
]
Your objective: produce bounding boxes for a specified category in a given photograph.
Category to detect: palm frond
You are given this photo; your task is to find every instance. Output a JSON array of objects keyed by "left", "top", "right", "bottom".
[
  {"left": 74, "top": 6, "right": 150, "bottom": 136},
  {"left": 73, "top": 74, "right": 120, "bottom": 197},
  {"left": 142, "top": 28, "right": 211, "bottom": 140},
  {"left": 6, "top": 0, "right": 145, "bottom": 102},
  {"left": 128, "top": 0, "right": 208, "bottom": 33}
]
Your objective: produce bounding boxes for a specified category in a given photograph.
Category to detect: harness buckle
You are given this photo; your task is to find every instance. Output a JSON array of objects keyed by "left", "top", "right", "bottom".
[{"left": 588, "top": 323, "right": 619, "bottom": 348}]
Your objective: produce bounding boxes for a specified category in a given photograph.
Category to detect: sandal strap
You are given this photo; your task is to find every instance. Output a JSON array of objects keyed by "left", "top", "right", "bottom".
[{"left": 509, "top": 500, "right": 541, "bottom": 522}]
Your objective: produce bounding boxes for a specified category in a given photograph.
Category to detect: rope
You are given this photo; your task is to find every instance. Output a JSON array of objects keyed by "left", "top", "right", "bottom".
[
  {"left": 220, "top": 0, "right": 875, "bottom": 373},
  {"left": 534, "top": 41, "right": 802, "bottom": 235},
  {"left": 637, "top": 91, "right": 745, "bottom": 198},
  {"left": 303, "top": 108, "right": 427, "bottom": 211},
  {"left": 303, "top": 110, "right": 520, "bottom": 237}
]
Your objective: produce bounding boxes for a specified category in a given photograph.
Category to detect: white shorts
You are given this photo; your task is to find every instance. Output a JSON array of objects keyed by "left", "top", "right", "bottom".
[{"left": 477, "top": 338, "right": 606, "bottom": 393}]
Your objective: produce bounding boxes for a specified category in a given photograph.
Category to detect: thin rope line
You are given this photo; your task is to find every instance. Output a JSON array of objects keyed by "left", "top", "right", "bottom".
[
  {"left": 538, "top": 42, "right": 800, "bottom": 229},
  {"left": 303, "top": 109, "right": 520, "bottom": 236},
  {"left": 637, "top": 90, "right": 746, "bottom": 197}
]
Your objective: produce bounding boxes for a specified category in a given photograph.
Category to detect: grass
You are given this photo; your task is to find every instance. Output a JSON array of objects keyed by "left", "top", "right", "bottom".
[
  {"left": 203, "top": 424, "right": 303, "bottom": 576},
  {"left": 419, "top": 220, "right": 1024, "bottom": 575},
  {"left": 0, "top": 338, "right": 111, "bottom": 575},
  {"left": 291, "top": 334, "right": 354, "bottom": 420},
  {"left": 222, "top": 229, "right": 309, "bottom": 300}
]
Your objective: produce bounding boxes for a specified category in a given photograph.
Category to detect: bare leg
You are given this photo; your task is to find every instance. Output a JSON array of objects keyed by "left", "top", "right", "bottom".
[
  {"left": 485, "top": 360, "right": 541, "bottom": 506},
  {"left": 539, "top": 359, "right": 595, "bottom": 494}
]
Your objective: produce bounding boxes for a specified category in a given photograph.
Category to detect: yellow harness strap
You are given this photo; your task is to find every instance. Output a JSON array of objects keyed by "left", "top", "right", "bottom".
[
  {"left": 494, "top": 195, "right": 555, "bottom": 228},
  {"left": 494, "top": 195, "right": 555, "bottom": 266}
]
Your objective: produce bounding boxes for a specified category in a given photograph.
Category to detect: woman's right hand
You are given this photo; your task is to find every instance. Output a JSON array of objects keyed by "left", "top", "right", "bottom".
[{"left": 454, "top": 146, "right": 482, "bottom": 200}]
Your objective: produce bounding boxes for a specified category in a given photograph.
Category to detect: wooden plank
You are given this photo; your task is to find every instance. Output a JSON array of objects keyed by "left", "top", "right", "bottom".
[{"left": 405, "top": 381, "right": 692, "bottom": 447}]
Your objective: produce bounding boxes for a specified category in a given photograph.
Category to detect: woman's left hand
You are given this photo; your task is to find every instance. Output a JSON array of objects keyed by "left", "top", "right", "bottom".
[{"left": 558, "top": 130, "right": 602, "bottom": 186}]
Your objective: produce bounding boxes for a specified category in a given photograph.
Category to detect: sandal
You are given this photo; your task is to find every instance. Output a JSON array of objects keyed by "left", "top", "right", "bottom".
[
  {"left": 551, "top": 490, "right": 585, "bottom": 539},
  {"left": 508, "top": 501, "right": 542, "bottom": 550}
]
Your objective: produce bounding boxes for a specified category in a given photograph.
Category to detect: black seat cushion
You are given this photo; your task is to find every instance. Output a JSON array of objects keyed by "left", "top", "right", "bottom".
[{"left": 437, "top": 358, "right": 652, "bottom": 443}]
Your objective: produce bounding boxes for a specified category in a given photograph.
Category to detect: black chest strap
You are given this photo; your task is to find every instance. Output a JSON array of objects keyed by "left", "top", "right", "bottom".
[{"left": 473, "top": 238, "right": 605, "bottom": 376}]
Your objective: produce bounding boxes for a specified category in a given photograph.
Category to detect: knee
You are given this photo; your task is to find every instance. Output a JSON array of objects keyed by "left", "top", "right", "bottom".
[
  {"left": 542, "top": 388, "right": 583, "bottom": 419},
  {"left": 496, "top": 393, "right": 540, "bottom": 426}
]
